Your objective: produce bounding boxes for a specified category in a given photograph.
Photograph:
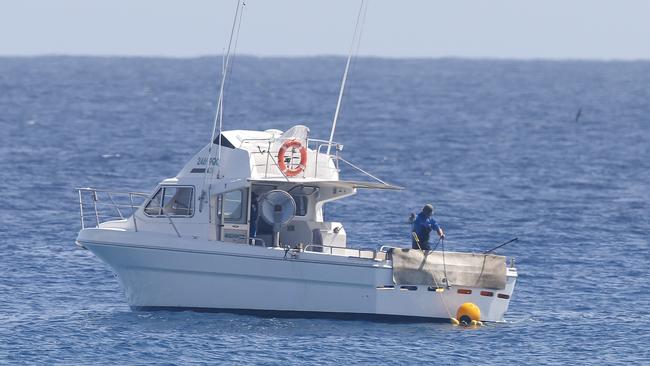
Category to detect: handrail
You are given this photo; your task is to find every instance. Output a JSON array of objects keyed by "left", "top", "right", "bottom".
[
  {"left": 129, "top": 193, "right": 138, "bottom": 232},
  {"left": 77, "top": 188, "right": 145, "bottom": 229},
  {"left": 106, "top": 191, "right": 124, "bottom": 219},
  {"left": 240, "top": 136, "right": 342, "bottom": 147},
  {"left": 92, "top": 190, "right": 100, "bottom": 227},
  {"left": 161, "top": 210, "right": 182, "bottom": 238},
  {"left": 77, "top": 188, "right": 182, "bottom": 238},
  {"left": 303, "top": 244, "right": 378, "bottom": 259},
  {"left": 77, "top": 187, "right": 149, "bottom": 196},
  {"left": 78, "top": 189, "right": 85, "bottom": 229},
  {"left": 250, "top": 237, "right": 266, "bottom": 246},
  {"left": 237, "top": 136, "right": 392, "bottom": 186},
  {"left": 379, "top": 245, "right": 401, "bottom": 253},
  {"left": 255, "top": 145, "right": 290, "bottom": 182},
  {"left": 242, "top": 137, "right": 342, "bottom": 179},
  {"left": 315, "top": 143, "right": 342, "bottom": 178}
]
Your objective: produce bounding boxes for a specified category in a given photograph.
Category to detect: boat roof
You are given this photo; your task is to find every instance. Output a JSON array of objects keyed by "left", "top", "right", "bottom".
[
  {"left": 175, "top": 125, "right": 401, "bottom": 189},
  {"left": 249, "top": 179, "right": 403, "bottom": 191}
]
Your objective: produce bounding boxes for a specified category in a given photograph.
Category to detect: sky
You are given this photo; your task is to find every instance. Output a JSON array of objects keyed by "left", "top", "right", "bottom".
[{"left": 1, "top": 0, "right": 649, "bottom": 60}]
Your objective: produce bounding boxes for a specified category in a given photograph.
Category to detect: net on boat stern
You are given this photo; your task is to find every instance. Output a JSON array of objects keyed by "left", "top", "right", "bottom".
[{"left": 390, "top": 249, "right": 507, "bottom": 290}]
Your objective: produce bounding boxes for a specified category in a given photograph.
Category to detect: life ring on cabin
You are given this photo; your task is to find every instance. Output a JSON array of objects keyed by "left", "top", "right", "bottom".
[{"left": 277, "top": 139, "right": 307, "bottom": 177}]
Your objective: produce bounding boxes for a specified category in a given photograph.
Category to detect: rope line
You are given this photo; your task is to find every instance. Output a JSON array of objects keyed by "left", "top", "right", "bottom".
[
  {"left": 413, "top": 232, "right": 455, "bottom": 321},
  {"left": 441, "top": 237, "right": 450, "bottom": 288}
]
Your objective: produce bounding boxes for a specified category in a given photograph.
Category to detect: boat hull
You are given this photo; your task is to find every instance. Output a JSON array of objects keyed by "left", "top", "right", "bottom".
[{"left": 78, "top": 228, "right": 517, "bottom": 322}]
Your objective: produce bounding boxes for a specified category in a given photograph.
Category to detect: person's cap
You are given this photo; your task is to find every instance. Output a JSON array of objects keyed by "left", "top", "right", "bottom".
[{"left": 422, "top": 204, "right": 434, "bottom": 215}]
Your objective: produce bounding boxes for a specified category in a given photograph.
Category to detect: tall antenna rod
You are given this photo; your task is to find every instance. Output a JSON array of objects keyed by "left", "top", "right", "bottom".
[
  {"left": 206, "top": 0, "right": 245, "bottom": 179},
  {"left": 326, "top": 0, "right": 367, "bottom": 156},
  {"left": 198, "top": 0, "right": 245, "bottom": 213}
]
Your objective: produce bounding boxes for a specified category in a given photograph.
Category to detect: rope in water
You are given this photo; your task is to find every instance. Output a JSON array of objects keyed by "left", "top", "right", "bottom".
[{"left": 411, "top": 233, "right": 455, "bottom": 322}]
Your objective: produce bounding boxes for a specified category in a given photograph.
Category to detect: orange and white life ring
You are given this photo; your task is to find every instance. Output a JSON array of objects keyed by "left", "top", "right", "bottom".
[{"left": 277, "top": 140, "right": 307, "bottom": 177}]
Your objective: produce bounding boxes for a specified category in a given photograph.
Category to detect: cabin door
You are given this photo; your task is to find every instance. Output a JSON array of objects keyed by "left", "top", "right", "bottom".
[{"left": 216, "top": 188, "right": 250, "bottom": 244}]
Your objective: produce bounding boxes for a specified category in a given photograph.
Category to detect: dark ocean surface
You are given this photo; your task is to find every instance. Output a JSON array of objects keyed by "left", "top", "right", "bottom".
[{"left": 0, "top": 56, "right": 648, "bottom": 365}]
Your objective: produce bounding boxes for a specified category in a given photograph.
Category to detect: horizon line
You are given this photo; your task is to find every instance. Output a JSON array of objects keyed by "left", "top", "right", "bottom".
[{"left": 1, "top": 53, "right": 650, "bottom": 63}]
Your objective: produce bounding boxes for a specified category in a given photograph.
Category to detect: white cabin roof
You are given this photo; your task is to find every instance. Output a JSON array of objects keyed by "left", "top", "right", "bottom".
[
  {"left": 175, "top": 125, "right": 339, "bottom": 182},
  {"left": 171, "top": 125, "right": 401, "bottom": 191}
]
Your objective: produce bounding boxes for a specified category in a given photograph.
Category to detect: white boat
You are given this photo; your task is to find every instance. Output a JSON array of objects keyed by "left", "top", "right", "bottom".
[
  {"left": 74, "top": 1, "right": 517, "bottom": 324},
  {"left": 76, "top": 124, "right": 517, "bottom": 323}
]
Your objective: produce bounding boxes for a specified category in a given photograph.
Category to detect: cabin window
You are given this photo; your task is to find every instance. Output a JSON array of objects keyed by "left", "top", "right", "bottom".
[
  {"left": 223, "top": 189, "right": 248, "bottom": 223},
  {"left": 144, "top": 188, "right": 164, "bottom": 216},
  {"left": 144, "top": 186, "right": 194, "bottom": 217}
]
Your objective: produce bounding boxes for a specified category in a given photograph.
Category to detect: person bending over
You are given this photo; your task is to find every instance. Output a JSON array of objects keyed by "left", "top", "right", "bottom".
[{"left": 410, "top": 204, "right": 445, "bottom": 250}]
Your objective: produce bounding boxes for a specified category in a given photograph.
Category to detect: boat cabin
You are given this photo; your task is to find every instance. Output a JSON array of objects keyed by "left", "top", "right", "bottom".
[{"left": 80, "top": 125, "right": 400, "bottom": 253}]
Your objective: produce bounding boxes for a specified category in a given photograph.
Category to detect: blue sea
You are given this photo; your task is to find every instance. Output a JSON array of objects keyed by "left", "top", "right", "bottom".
[{"left": 1, "top": 56, "right": 648, "bottom": 365}]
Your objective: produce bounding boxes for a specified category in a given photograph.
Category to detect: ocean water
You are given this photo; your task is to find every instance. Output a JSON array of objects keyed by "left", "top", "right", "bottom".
[{"left": 0, "top": 56, "right": 648, "bottom": 365}]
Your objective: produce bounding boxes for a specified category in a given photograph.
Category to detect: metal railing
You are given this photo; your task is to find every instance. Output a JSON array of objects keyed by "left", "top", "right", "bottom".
[
  {"left": 378, "top": 245, "right": 401, "bottom": 253},
  {"left": 314, "top": 142, "right": 341, "bottom": 178},
  {"left": 240, "top": 136, "right": 394, "bottom": 189},
  {"left": 76, "top": 188, "right": 181, "bottom": 237},
  {"left": 240, "top": 137, "right": 342, "bottom": 179},
  {"left": 303, "top": 244, "right": 383, "bottom": 260}
]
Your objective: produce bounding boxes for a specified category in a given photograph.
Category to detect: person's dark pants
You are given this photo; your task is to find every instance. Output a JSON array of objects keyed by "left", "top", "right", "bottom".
[
  {"left": 412, "top": 239, "right": 431, "bottom": 251},
  {"left": 249, "top": 219, "right": 257, "bottom": 238},
  {"left": 412, "top": 231, "right": 431, "bottom": 250}
]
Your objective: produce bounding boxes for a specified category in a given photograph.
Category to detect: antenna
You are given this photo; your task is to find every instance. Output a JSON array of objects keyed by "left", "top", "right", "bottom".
[
  {"left": 206, "top": 0, "right": 245, "bottom": 179},
  {"left": 199, "top": 0, "right": 246, "bottom": 212},
  {"left": 326, "top": 0, "right": 368, "bottom": 156}
]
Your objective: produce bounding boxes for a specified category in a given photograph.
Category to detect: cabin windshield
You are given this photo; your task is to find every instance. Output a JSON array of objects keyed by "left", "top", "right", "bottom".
[{"left": 144, "top": 186, "right": 194, "bottom": 217}]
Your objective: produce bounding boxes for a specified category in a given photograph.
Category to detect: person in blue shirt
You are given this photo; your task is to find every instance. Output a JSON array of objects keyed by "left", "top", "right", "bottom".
[{"left": 411, "top": 204, "right": 445, "bottom": 250}]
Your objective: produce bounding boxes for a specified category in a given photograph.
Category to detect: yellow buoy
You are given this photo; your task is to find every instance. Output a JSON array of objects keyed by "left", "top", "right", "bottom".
[{"left": 456, "top": 302, "right": 481, "bottom": 326}]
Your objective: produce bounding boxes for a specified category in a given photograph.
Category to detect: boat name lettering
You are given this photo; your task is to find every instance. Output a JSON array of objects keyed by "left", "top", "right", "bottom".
[{"left": 196, "top": 157, "right": 219, "bottom": 166}]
